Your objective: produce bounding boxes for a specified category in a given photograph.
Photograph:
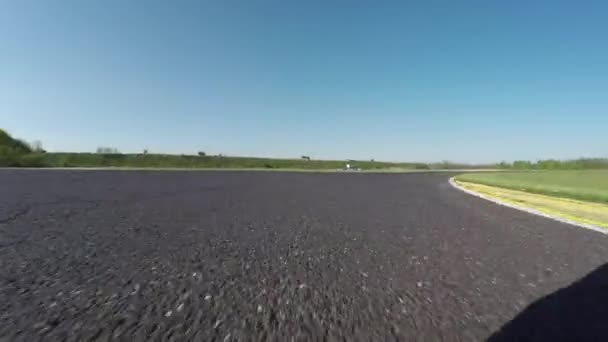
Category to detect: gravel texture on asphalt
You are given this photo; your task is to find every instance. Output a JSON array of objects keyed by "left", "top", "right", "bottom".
[{"left": 1, "top": 170, "right": 608, "bottom": 341}]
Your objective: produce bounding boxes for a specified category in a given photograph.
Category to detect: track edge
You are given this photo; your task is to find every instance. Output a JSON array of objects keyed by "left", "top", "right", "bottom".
[{"left": 448, "top": 177, "right": 607, "bottom": 235}]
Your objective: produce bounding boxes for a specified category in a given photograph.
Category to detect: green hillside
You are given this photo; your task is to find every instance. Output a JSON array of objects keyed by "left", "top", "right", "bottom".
[{"left": 0, "top": 129, "right": 31, "bottom": 153}]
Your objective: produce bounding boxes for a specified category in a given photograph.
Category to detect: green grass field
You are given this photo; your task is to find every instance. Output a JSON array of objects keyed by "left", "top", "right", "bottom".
[{"left": 456, "top": 170, "right": 608, "bottom": 204}]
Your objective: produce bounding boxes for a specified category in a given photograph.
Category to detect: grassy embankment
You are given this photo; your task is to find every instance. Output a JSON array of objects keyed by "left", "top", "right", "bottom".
[
  {"left": 1, "top": 129, "right": 434, "bottom": 170},
  {"left": 2, "top": 128, "right": 500, "bottom": 171},
  {"left": 34, "top": 153, "right": 430, "bottom": 171},
  {"left": 3, "top": 128, "right": 606, "bottom": 173},
  {"left": 455, "top": 171, "right": 608, "bottom": 228}
]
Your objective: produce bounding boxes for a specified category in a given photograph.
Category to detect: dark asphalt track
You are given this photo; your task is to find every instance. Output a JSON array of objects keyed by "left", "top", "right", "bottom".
[{"left": 1, "top": 170, "right": 608, "bottom": 341}]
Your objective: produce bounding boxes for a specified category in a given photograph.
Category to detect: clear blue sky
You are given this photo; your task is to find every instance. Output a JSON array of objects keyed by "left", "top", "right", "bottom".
[{"left": 1, "top": 1, "right": 606, "bottom": 163}]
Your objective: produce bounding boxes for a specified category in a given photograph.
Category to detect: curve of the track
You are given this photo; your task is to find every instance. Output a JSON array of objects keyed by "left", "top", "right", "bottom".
[{"left": 1, "top": 170, "right": 607, "bottom": 341}]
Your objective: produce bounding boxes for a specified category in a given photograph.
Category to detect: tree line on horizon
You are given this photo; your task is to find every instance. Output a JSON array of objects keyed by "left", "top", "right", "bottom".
[
  {"left": 497, "top": 158, "right": 608, "bottom": 170},
  {"left": 1, "top": 129, "right": 607, "bottom": 170}
]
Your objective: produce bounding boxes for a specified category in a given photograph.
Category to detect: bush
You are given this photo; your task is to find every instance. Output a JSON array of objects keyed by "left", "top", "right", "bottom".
[
  {"left": 414, "top": 163, "right": 430, "bottom": 170},
  {"left": 19, "top": 153, "right": 48, "bottom": 167},
  {"left": 0, "top": 146, "right": 21, "bottom": 166}
]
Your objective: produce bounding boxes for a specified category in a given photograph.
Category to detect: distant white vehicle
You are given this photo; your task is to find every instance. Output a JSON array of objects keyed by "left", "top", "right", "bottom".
[{"left": 343, "top": 163, "right": 361, "bottom": 172}]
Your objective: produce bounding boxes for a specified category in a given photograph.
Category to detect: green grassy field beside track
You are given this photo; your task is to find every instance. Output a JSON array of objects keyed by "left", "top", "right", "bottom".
[{"left": 456, "top": 170, "right": 608, "bottom": 204}]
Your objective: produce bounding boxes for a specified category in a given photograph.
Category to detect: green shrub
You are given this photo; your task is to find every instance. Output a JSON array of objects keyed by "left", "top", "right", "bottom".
[
  {"left": 19, "top": 153, "right": 48, "bottom": 167},
  {"left": 0, "top": 146, "right": 23, "bottom": 166}
]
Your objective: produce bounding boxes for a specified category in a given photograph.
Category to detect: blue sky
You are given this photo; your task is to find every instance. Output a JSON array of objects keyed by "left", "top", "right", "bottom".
[{"left": 1, "top": 1, "right": 606, "bottom": 163}]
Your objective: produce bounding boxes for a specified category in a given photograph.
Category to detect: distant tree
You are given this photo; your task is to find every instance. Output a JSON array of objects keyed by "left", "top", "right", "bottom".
[
  {"left": 370, "top": 158, "right": 375, "bottom": 162},
  {"left": 301, "top": 155, "right": 310, "bottom": 161},
  {"left": 198, "top": 151, "right": 206, "bottom": 157},
  {"left": 30, "top": 140, "right": 45, "bottom": 153},
  {"left": 143, "top": 149, "right": 148, "bottom": 155},
  {"left": 537, "top": 159, "right": 563, "bottom": 170},
  {"left": 513, "top": 160, "right": 532, "bottom": 169}
]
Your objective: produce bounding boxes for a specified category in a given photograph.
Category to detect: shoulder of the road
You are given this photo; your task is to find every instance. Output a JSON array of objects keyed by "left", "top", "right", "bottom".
[{"left": 449, "top": 177, "right": 607, "bottom": 235}]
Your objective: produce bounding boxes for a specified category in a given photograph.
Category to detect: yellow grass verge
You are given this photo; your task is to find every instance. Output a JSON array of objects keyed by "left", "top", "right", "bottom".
[{"left": 455, "top": 180, "right": 608, "bottom": 229}]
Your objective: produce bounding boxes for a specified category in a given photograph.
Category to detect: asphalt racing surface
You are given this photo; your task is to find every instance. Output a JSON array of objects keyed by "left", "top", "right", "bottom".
[{"left": 2, "top": 170, "right": 608, "bottom": 341}]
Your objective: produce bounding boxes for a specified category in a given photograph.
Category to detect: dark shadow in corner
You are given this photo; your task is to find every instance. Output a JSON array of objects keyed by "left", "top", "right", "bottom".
[{"left": 488, "top": 263, "right": 608, "bottom": 342}]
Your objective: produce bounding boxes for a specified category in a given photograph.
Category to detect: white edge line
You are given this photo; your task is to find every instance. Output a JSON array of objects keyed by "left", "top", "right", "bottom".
[{"left": 448, "top": 177, "right": 607, "bottom": 235}]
